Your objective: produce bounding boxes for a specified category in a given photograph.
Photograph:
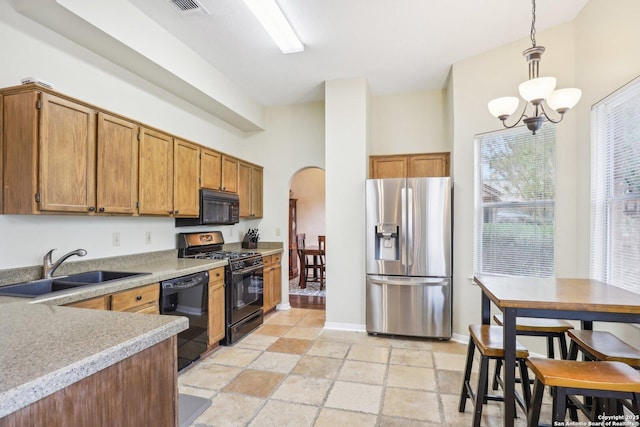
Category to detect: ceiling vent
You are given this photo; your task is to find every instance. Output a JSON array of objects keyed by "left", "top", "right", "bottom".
[{"left": 167, "top": 0, "right": 211, "bottom": 16}]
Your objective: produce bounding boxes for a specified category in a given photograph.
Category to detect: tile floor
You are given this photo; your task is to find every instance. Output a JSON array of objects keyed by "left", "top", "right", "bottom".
[{"left": 179, "top": 308, "right": 557, "bottom": 426}]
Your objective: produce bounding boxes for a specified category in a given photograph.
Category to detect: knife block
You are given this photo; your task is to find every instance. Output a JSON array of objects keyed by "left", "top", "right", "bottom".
[{"left": 241, "top": 234, "right": 258, "bottom": 249}]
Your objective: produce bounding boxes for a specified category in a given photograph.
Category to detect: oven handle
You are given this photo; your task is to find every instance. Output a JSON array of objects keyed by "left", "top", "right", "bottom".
[{"left": 231, "top": 264, "right": 264, "bottom": 276}]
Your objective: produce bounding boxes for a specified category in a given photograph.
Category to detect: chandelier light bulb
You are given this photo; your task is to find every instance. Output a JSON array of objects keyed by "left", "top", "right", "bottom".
[
  {"left": 488, "top": 97, "right": 520, "bottom": 119},
  {"left": 518, "top": 77, "right": 557, "bottom": 102},
  {"left": 547, "top": 88, "right": 582, "bottom": 113}
]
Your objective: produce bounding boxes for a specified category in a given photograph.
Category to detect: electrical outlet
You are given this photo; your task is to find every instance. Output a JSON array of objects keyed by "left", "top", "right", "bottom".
[
  {"left": 112, "top": 232, "right": 120, "bottom": 247},
  {"left": 145, "top": 232, "right": 152, "bottom": 245}
]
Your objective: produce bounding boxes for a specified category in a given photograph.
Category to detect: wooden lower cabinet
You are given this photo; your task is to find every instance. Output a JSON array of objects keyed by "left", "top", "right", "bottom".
[
  {"left": 64, "top": 283, "right": 159, "bottom": 314},
  {"left": 0, "top": 337, "right": 178, "bottom": 427},
  {"left": 207, "top": 267, "right": 225, "bottom": 347},
  {"left": 263, "top": 253, "right": 282, "bottom": 313}
]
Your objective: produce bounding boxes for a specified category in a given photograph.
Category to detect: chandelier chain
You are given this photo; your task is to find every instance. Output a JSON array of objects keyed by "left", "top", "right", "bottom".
[{"left": 530, "top": 0, "right": 537, "bottom": 47}]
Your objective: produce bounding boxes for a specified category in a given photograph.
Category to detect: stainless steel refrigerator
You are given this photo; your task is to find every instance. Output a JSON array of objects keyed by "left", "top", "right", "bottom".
[{"left": 365, "top": 177, "right": 452, "bottom": 338}]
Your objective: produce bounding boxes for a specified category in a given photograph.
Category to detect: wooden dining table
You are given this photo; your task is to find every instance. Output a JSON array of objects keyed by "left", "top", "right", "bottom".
[{"left": 474, "top": 275, "right": 640, "bottom": 427}]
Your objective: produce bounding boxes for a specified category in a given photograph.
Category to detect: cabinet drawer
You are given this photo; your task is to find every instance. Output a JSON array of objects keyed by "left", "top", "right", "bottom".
[
  {"left": 66, "top": 296, "right": 108, "bottom": 310},
  {"left": 112, "top": 283, "right": 159, "bottom": 312},
  {"left": 128, "top": 302, "right": 159, "bottom": 315},
  {"left": 209, "top": 267, "right": 224, "bottom": 283},
  {"left": 272, "top": 253, "right": 282, "bottom": 264}
]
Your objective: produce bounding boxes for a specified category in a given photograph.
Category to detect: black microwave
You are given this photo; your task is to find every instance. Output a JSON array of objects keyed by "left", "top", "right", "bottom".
[{"left": 175, "top": 189, "right": 240, "bottom": 226}]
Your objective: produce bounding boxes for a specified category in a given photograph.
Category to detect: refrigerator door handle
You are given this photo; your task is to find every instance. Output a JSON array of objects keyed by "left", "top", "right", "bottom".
[
  {"left": 367, "top": 276, "right": 449, "bottom": 287},
  {"left": 406, "top": 186, "right": 413, "bottom": 269},
  {"left": 401, "top": 187, "right": 407, "bottom": 268}
]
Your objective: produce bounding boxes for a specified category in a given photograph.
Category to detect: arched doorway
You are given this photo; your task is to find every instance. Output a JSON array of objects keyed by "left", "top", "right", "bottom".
[{"left": 288, "top": 167, "right": 326, "bottom": 309}]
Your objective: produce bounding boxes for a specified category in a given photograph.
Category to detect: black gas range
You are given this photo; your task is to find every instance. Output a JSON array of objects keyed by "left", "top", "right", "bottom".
[{"left": 177, "top": 231, "right": 264, "bottom": 345}]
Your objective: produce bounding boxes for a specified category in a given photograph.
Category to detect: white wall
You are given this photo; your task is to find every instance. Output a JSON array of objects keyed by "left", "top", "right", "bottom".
[
  {"left": 290, "top": 168, "right": 326, "bottom": 245},
  {"left": 0, "top": 0, "right": 250, "bottom": 269}
]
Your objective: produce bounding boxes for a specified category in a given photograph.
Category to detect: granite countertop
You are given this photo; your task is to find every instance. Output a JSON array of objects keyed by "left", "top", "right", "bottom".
[
  {"left": 0, "top": 245, "right": 283, "bottom": 417},
  {"left": 0, "top": 302, "right": 187, "bottom": 418}
]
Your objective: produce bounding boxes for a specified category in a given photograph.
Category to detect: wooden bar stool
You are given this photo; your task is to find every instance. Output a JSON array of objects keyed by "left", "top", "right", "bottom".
[
  {"left": 526, "top": 357, "right": 640, "bottom": 426},
  {"left": 459, "top": 324, "right": 531, "bottom": 427},
  {"left": 492, "top": 314, "right": 573, "bottom": 390},
  {"left": 568, "top": 330, "right": 640, "bottom": 367}
]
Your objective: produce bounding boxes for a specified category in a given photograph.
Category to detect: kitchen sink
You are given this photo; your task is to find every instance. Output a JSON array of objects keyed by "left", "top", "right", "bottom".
[
  {"left": 0, "top": 278, "right": 83, "bottom": 297},
  {"left": 0, "top": 271, "right": 150, "bottom": 298},
  {"left": 52, "top": 270, "right": 149, "bottom": 285}
]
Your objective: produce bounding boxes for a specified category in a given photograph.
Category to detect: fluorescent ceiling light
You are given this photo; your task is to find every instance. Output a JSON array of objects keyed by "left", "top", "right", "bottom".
[{"left": 242, "top": 0, "right": 304, "bottom": 54}]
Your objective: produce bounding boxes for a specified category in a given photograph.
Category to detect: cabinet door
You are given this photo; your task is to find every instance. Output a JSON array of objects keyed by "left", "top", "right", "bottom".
[
  {"left": 369, "top": 156, "right": 407, "bottom": 179},
  {"left": 201, "top": 148, "right": 222, "bottom": 190},
  {"left": 221, "top": 155, "right": 238, "bottom": 193},
  {"left": 173, "top": 139, "right": 200, "bottom": 217},
  {"left": 139, "top": 128, "right": 173, "bottom": 215},
  {"left": 208, "top": 268, "right": 225, "bottom": 346},
  {"left": 408, "top": 153, "right": 450, "bottom": 177},
  {"left": 239, "top": 162, "right": 263, "bottom": 218},
  {"left": 96, "top": 113, "right": 138, "bottom": 214},
  {"left": 262, "top": 256, "right": 273, "bottom": 311},
  {"left": 251, "top": 166, "right": 263, "bottom": 218},
  {"left": 39, "top": 93, "right": 96, "bottom": 213},
  {"left": 272, "top": 255, "right": 281, "bottom": 308}
]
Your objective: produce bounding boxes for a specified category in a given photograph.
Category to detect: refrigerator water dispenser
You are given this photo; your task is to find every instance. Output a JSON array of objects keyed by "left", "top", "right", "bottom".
[{"left": 375, "top": 223, "right": 399, "bottom": 260}]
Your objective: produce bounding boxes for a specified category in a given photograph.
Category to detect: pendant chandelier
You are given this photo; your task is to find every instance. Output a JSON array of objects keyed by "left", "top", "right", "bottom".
[{"left": 487, "top": 0, "right": 581, "bottom": 135}]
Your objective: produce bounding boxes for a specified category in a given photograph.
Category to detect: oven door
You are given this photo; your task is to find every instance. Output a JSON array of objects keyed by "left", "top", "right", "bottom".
[{"left": 229, "top": 265, "right": 263, "bottom": 324}]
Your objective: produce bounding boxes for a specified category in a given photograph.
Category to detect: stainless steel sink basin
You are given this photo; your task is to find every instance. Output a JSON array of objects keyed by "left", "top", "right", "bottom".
[
  {"left": 0, "top": 271, "right": 150, "bottom": 298},
  {"left": 52, "top": 270, "right": 148, "bottom": 285}
]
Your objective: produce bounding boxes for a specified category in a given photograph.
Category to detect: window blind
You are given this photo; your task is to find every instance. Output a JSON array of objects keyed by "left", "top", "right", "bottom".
[
  {"left": 591, "top": 77, "right": 640, "bottom": 293},
  {"left": 475, "top": 125, "right": 556, "bottom": 277}
]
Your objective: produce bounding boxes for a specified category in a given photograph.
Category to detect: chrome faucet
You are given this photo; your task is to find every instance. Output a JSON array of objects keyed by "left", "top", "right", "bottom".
[{"left": 43, "top": 248, "right": 87, "bottom": 278}]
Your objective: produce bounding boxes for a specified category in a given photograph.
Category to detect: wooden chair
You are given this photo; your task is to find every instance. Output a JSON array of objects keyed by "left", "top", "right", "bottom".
[
  {"left": 318, "top": 235, "right": 326, "bottom": 281},
  {"left": 296, "top": 233, "right": 325, "bottom": 289},
  {"left": 526, "top": 357, "right": 640, "bottom": 426},
  {"left": 459, "top": 325, "right": 531, "bottom": 427},
  {"left": 492, "top": 314, "right": 573, "bottom": 390}
]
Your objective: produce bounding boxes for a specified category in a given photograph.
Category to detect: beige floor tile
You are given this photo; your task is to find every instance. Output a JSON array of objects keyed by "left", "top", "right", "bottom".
[
  {"left": 432, "top": 339, "right": 467, "bottom": 354},
  {"left": 177, "top": 385, "right": 216, "bottom": 399},
  {"left": 271, "top": 374, "right": 333, "bottom": 405},
  {"left": 433, "top": 351, "right": 468, "bottom": 371},
  {"left": 265, "top": 313, "right": 304, "bottom": 326},
  {"left": 389, "top": 347, "right": 433, "bottom": 368},
  {"left": 267, "top": 337, "right": 313, "bottom": 355},
  {"left": 307, "top": 339, "right": 350, "bottom": 359},
  {"left": 318, "top": 329, "right": 362, "bottom": 343},
  {"left": 234, "top": 333, "right": 279, "bottom": 350},
  {"left": 297, "top": 316, "right": 325, "bottom": 328},
  {"left": 293, "top": 355, "right": 343, "bottom": 379},
  {"left": 254, "top": 324, "right": 292, "bottom": 337},
  {"left": 325, "top": 381, "right": 383, "bottom": 414},
  {"left": 381, "top": 387, "right": 441, "bottom": 423},
  {"left": 249, "top": 351, "right": 302, "bottom": 373},
  {"left": 222, "top": 369, "right": 285, "bottom": 398},
  {"left": 178, "top": 363, "right": 242, "bottom": 391},
  {"left": 390, "top": 336, "right": 434, "bottom": 351},
  {"left": 205, "top": 346, "right": 262, "bottom": 367},
  {"left": 378, "top": 416, "right": 442, "bottom": 427},
  {"left": 387, "top": 365, "right": 437, "bottom": 390},
  {"left": 249, "top": 400, "right": 319, "bottom": 427},
  {"left": 284, "top": 326, "right": 323, "bottom": 340},
  {"left": 347, "top": 343, "right": 390, "bottom": 363},
  {"left": 193, "top": 392, "right": 264, "bottom": 426},
  {"left": 337, "top": 360, "right": 387, "bottom": 385},
  {"left": 314, "top": 408, "right": 378, "bottom": 427},
  {"left": 437, "top": 368, "right": 473, "bottom": 395}
]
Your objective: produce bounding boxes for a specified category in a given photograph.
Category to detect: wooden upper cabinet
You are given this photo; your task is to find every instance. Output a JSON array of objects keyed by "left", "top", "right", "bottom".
[
  {"left": 238, "top": 162, "right": 263, "bottom": 218},
  {"left": 96, "top": 113, "right": 139, "bottom": 215},
  {"left": 138, "top": 128, "right": 173, "bottom": 215},
  {"left": 370, "top": 153, "right": 450, "bottom": 179},
  {"left": 369, "top": 155, "right": 407, "bottom": 179},
  {"left": 173, "top": 138, "right": 200, "bottom": 217},
  {"left": 221, "top": 155, "right": 239, "bottom": 193},
  {"left": 201, "top": 148, "right": 222, "bottom": 190},
  {"left": 39, "top": 93, "right": 97, "bottom": 213},
  {"left": 408, "top": 153, "right": 450, "bottom": 177}
]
